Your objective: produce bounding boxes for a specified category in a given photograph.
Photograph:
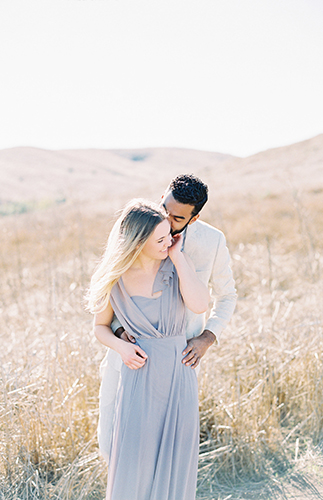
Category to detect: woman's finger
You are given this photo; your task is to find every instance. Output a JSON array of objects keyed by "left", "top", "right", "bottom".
[
  {"left": 127, "top": 353, "right": 146, "bottom": 369},
  {"left": 128, "top": 359, "right": 145, "bottom": 369},
  {"left": 135, "top": 346, "right": 148, "bottom": 359}
]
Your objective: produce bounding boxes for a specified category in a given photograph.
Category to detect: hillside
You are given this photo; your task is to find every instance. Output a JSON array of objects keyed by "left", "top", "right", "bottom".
[
  {"left": 1, "top": 134, "right": 322, "bottom": 213},
  {"left": 0, "top": 146, "right": 232, "bottom": 208}
]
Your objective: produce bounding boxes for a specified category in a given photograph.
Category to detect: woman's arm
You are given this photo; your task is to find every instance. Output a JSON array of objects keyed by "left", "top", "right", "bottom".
[
  {"left": 168, "top": 235, "right": 210, "bottom": 314},
  {"left": 94, "top": 302, "right": 147, "bottom": 369}
]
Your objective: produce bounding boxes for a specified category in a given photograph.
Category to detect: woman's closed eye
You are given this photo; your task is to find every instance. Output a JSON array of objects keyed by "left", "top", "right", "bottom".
[{"left": 157, "top": 232, "right": 171, "bottom": 244}]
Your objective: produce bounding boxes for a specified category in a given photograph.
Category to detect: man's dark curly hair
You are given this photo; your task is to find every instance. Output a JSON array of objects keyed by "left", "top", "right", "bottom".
[{"left": 169, "top": 174, "right": 208, "bottom": 216}]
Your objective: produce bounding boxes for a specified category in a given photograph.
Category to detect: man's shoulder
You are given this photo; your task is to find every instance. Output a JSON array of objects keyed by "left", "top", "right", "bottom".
[
  {"left": 188, "top": 219, "right": 225, "bottom": 243},
  {"left": 184, "top": 220, "right": 227, "bottom": 270}
]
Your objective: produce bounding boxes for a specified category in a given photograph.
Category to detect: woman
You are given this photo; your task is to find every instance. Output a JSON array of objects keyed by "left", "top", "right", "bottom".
[{"left": 87, "top": 199, "right": 209, "bottom": 500}]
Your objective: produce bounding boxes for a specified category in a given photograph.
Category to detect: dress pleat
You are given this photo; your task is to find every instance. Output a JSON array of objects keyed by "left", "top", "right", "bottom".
[{"left": 106, "top": 258, "right": 199, "bottom": 500}]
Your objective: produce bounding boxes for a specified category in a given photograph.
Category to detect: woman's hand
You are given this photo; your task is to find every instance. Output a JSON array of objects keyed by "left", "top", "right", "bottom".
[
  {"left": 168, "top": 234, "right": 183, "bottom": 263},
  {"left": 94, "top": 305, "right": 147, "bottom": 369},
  {"left": 118, "top": 341, "right": 148, "bottom": 370}
]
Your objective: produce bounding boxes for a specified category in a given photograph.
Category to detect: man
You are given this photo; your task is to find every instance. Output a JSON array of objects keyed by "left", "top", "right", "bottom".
[{"left": 98, "top": 174, "right": 237, "bottom": 462}]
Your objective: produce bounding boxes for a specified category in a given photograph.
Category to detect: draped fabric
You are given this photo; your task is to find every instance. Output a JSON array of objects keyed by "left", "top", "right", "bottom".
[
  {"left": 106, "top": 257, "right": 199, "bottom": 500},
  {"left": 109, "top": 257, "right": 186, "bottom": 339}
]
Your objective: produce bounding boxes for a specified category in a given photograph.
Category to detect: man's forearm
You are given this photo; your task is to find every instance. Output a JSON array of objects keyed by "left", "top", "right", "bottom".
[
  {"left": 205, "top": 293, "right": 236, "bottom": 343},
  {"left": 110, "top": 315, "right": 124, "bottom": 336}
]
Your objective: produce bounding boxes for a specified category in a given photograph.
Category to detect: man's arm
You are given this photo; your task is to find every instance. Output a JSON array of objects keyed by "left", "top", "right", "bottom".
[
  {"left": 111, "top": 315, "right": 136, "bottom": 342},
  {"left": 182, "top": 231, "right": 237, "bottom": 368},
  {"left": 110, "top": 315, "right": 122, "bottom": 336}
]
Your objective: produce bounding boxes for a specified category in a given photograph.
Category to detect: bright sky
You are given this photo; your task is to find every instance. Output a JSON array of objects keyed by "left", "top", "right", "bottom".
[{"left": 0, "top": 0, "right": 323, "bottom": 157}]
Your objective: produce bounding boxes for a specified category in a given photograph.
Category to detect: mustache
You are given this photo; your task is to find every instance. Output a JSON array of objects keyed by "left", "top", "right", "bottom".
[{"left": 171, "top": 225, "right": 188, "bottom": 236}]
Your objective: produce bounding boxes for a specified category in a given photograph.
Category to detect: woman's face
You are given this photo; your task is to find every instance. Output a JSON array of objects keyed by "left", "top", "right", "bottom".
[{"left": 141, "top": 219, "right": 172, "bottom": 260}]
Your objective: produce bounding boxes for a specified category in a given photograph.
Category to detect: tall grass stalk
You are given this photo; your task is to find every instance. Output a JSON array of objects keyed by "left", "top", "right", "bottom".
[{"left": 1, "top": 192, "right": 323, "bottom": 498}]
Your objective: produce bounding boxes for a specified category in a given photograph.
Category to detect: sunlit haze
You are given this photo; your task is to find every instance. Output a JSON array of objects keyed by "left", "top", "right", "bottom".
[{"left": 0, "top": 0, "right": 322, "bottom": 157}]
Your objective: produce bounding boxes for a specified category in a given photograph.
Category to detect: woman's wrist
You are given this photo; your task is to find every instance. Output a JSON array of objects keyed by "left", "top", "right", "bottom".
[{"left": 169, "top": 249, "right": 185, "bottom": 268}]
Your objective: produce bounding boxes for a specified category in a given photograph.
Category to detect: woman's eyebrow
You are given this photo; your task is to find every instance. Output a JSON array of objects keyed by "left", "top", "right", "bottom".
[{"left": 156, "top": 231, "right": 171, "bottom": 241}]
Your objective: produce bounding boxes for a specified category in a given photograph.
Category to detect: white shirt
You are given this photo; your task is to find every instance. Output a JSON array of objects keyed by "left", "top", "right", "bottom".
[{"left": 183, "top": 219, "right": 237, "bottom": 343}]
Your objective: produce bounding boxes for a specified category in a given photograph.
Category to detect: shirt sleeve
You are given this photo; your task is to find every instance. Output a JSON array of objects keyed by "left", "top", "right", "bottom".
[
  {"left": 110, "top": 314, "right": 122, "bottom": 334},
  {"left": 205, "top": 231, "right": 237, "bottom": 343}
]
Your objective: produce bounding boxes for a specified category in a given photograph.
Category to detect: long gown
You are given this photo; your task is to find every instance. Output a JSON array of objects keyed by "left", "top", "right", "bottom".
[{"left": 106, "top": 257, "right": 199, "bottom": 500}]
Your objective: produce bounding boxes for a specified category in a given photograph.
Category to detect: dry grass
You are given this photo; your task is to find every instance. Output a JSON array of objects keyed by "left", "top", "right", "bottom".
[{"left": 1, "top": 189, "right": 323, "bottom": 499}]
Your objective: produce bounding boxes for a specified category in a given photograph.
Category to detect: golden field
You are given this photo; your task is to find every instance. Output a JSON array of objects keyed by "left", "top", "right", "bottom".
[{"left": 1, "top": 136, "right": 323, "bottom": 499}]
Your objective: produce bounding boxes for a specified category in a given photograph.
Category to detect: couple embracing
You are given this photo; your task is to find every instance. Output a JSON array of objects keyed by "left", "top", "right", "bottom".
[{"left": 87, "top": 174, "right": 236, "bottom": 500}]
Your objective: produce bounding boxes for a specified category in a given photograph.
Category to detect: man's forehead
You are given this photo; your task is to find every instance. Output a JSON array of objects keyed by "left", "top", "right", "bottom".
[{"left": 163, "top": 192, "right": 194, "bottom": 217}]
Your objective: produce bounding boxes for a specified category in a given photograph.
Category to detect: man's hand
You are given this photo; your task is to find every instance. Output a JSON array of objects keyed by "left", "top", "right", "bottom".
[
  {"left": 182, "top": 330, "right": 216, "bottom": 369},
  {"left": 121, "top": 331, "right": 136, "bottom": 343},
  {"left": 115, "top": 327, "right": 136, "bottom": 343}
]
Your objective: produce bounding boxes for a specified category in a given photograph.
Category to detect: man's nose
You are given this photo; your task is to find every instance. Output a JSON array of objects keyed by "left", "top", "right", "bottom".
[{"left": 166, "top": 214, "right": 174, "bottom": 225}]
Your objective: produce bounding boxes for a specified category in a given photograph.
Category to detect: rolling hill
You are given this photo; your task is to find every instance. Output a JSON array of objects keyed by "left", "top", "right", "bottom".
[{"left": 0, "top": 134, "right": 322, "bottom": 214}]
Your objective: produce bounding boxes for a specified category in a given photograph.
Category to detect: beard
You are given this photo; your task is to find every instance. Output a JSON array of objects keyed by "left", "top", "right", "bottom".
[{"left": 171, "top": 220, "right": 191, "bottom": 236}]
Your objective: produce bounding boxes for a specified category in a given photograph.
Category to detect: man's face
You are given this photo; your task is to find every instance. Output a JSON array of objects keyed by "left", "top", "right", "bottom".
[{"left": 162, "top": 191, "right": 199, "bottom": 236}]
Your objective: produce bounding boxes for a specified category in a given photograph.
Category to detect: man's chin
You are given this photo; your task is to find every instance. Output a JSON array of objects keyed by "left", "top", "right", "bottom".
[{"left": 171, "top": 228, "right": 184, "bottom": 236}]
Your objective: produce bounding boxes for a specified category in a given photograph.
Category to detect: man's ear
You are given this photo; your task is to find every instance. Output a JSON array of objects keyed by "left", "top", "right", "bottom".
[{"left": 188, "top": 214, "right": 199, "bottom": 225}]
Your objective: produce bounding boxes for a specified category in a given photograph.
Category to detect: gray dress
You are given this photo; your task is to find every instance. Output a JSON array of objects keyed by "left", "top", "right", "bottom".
[{"left": 107, "top": 257, "right": 199, "bottom": 500}]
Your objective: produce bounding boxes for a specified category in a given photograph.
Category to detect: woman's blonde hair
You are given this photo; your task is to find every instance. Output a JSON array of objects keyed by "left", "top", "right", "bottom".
[{"left": 87, "top": 199, "right": 167, "bottom": 313}]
